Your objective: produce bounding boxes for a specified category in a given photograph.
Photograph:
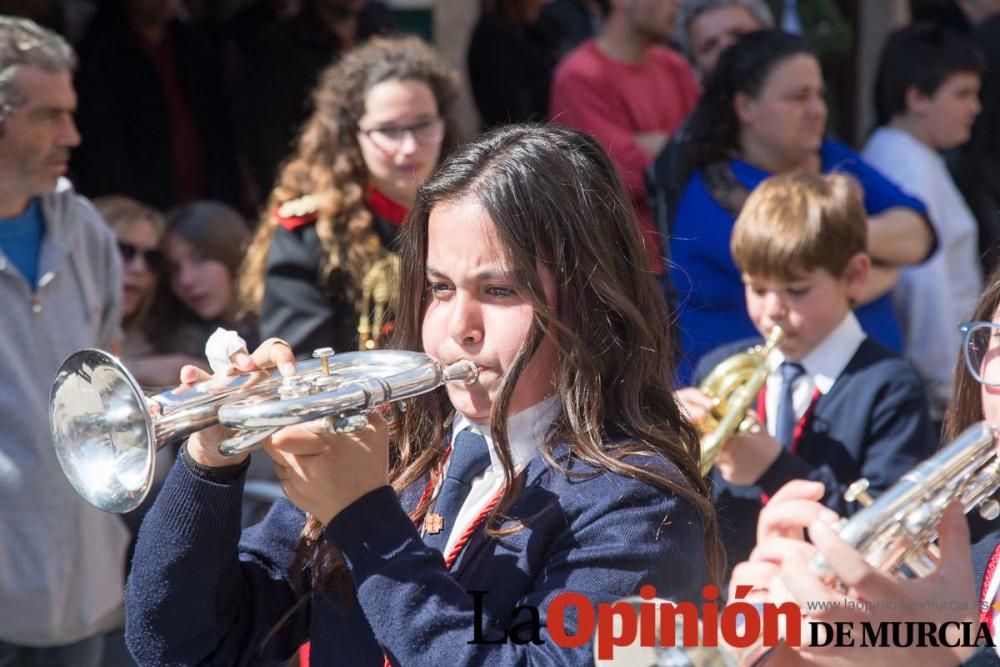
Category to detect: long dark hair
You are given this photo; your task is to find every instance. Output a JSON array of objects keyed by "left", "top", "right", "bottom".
[
  {"left": 296, "top": 124, "right": 722, "bottom": 583},
  {"left": 942, "top": 264, "right": 1000, "bottom": 441},
  {"left": 686, "top": 29, "right": 815, "bottom": 172},
  {"left": 269, "top": 125, "right": 724, "bottom": 653},
  {"left": 147, "top": 200, "right": 251, "bottom": 354}
]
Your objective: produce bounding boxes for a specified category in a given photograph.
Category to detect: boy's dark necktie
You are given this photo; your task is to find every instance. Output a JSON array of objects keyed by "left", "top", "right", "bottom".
[
  {"left": 775, "top": 361, "right": 806, "bottom": 449},
  {"left": 423, "top": 429, "right": 491, "bottom": 553}
]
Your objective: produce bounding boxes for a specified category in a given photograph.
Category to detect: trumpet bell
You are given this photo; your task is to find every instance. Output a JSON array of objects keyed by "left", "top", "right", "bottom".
[
  {"left": 50, "top": 348, "right": 155, "bottom": 513},
  {"left": 50, "top": 347, "right": 480, "bottom": 514}
]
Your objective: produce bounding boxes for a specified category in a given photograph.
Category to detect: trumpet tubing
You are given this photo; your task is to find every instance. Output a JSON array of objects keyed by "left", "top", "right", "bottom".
[
  {"left": 811, "top": 421, "right": 1000, "bottom": 581},
  {"left": 49, "top": 348, "right": 478, "bottom": 513},
  {"left": 696, "top": 326, "right": 784, "bottom": 475}
]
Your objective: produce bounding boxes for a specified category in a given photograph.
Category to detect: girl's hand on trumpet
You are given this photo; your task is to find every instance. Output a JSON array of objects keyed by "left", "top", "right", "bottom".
[
  {"left": 183, "top": 337, "right": 297, "bottom": 469},
  {"left": 262, "top": 413, "right": 390, "bottom": 526},
  {"left": 730, "top": 480, "right": 980, "bottom": 667},
  {"left": 778, "top": 501, "right": 978, "bottom": 667}
]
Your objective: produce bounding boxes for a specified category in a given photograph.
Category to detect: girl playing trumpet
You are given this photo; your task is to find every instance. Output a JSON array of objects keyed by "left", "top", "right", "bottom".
[{"left": 124, "top": 125, "right": 722, "bottom": 665}]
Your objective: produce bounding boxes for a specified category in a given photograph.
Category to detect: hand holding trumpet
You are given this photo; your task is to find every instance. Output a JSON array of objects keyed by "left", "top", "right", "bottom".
[
  {"left": 729, "top": 480, "right": 980, "bottom": 667},
  {"left": 182, "top": 337, "right": 297, "bottom": 468},
  {"left": 184, "top": 337, "right": 391, "bottom": 526}
]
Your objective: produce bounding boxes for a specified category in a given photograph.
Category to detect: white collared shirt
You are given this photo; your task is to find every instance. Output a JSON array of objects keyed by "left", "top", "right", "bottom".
[
  {"left": 430, "top": 395, "right": 562, "bottom": 557},
  {"left": 764, "top": 313, "right": 866, "bottom": 437}
]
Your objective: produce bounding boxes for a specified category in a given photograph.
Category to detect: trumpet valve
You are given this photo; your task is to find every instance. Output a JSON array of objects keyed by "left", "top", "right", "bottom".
[
  {"left": 845, "top": 478, "right": 874, "bottom": 506},
  {"left": 979, "top": 498, "right": 1000, "bottom": 521},
  {"left": 312, "top": 347, "right": 335, "bottom": 376},
  {"left": 278, "top": 375, "right": 311, "bottom": 400}
]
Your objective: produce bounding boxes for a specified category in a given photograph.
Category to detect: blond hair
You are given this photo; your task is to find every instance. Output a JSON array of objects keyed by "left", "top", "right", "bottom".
[{"left": 731, "top": 171, "right": 867, "bottom": 281}]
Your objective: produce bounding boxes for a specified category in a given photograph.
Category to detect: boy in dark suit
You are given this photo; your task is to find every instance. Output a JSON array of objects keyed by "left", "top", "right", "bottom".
[{"left": 680, "top": 171, "right": 937, "bottom": 566}]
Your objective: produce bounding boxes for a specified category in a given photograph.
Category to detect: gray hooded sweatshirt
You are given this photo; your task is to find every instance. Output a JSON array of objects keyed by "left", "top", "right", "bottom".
[{"left": 0, "top": 178, "right": 129, "bottom": 646}]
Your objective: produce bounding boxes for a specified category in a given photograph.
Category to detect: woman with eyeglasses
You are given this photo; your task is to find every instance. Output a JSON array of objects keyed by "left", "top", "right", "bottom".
[
  {"left": 95, "top": 195, "right": 201, "bottom": 386},
  {"left": 720, "top": 266, "right": 1000, "bottom": 666},
  {"left": 238, "top": 35, "right": 461, "bottom": 357}
]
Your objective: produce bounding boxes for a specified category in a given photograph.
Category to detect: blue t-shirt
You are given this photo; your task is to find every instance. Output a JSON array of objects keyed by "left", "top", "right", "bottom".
[
  {"left": 669, "top": 139, "right": 930, "bottom": 385},
  {"left": 0, "top": 198, "right": 45, "bottom": 291}
]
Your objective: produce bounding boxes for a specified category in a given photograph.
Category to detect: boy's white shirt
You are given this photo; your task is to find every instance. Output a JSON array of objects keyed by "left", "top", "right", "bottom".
[
  {"left": 862, "top": 126, "right": 982, "bottom": 420},
  {"left": 431, "top": 394, "right": 562, "bottom": 556},
  {"left": 764, "top": 312, "right": 866, "bottom": 436}
]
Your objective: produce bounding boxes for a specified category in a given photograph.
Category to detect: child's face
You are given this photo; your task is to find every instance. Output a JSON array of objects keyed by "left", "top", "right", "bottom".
[
  {"left": 743, "top": 255, "right": 868, "bottom": 361},
  {"left": 421, "top": 197, "right": 560, "bottom": 425},
  {"left": 910, "top": 72, "right": 981, "bottom": 150},
  {"left": 165, "top": 234, "right": 234, "bottom": 321}
]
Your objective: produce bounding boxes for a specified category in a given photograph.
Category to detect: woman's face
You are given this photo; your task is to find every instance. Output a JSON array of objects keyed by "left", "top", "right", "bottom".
[
  {"left": 357, "top": 78, "right": 443, "bottom": 206},
  {"left": 420, "top": 197, "right": 560, "bottom": 425},
  {"left": 737, "top": 54, "right": 828, "bottom": 167},
  {"left": 118, "top": 219, "right": 161, "bottom": 319},
  {"left": 165, "top": 233, "right": 234, "bottom": 321}
]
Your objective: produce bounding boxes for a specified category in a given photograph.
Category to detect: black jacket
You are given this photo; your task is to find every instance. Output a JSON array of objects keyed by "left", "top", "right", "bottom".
[{"left": 259, "top": 210, "right": 399, "bottom": 357}]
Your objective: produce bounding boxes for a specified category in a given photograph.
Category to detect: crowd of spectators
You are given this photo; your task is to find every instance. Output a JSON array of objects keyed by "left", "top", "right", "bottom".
[{"left": 3, "top": 0, "right": 1000, "bottom": 665}]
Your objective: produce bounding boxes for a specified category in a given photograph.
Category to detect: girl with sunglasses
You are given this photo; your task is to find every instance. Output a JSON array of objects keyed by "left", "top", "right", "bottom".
[
  {"left": 238, "top": 36, "right": 461, "bottom": 357},
  {"left": 723, "top": 265, "right": 1000, "bottom": 666}
]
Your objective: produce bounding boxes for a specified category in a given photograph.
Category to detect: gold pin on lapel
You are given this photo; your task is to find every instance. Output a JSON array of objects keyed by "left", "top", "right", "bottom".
[{"left": 424, "top": 512, "right": 444, "bottom": 534}]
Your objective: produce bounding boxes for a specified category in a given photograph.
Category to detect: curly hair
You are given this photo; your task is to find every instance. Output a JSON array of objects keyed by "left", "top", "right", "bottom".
[
  {"left": 238, "top": 35, "right": 461, "bottom": 317},
  {"left": 685, "top": 29, "right": 814, "bottom": 172}
]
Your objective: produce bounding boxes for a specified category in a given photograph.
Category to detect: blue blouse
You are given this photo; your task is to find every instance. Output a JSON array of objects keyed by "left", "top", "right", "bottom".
[{"left": 669, "top": 139, "right": 930, "bottom": 385}]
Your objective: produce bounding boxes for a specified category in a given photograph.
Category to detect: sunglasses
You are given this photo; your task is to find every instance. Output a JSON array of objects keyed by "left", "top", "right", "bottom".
[{"left": 118, "top": 241, "right": 163, "bottom": 272}]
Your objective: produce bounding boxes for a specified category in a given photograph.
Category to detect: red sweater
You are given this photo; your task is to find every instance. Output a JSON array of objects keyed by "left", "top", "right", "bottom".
[{"left": 550, "top": 41, "right": 699, "bottom": 274}]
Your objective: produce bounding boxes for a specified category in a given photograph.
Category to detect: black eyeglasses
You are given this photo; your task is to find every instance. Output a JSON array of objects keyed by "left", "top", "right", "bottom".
[
  {"left": 960, "top": 321, "right": 1000, "bottom": 387},
  {"left": 118, "top": 241, "right": 163, "bottom": 272},
  {"left": 359, "top": 118, "right": 445, "bottom": 152}
]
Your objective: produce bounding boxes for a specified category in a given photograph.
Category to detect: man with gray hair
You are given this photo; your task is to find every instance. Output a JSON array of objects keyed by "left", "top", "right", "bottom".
[
  {"left": 676, "top": 0, "right": 773, "bottom": 77},
  {"left": 0, "top": 16, "right": 127, "bottom": 667}
]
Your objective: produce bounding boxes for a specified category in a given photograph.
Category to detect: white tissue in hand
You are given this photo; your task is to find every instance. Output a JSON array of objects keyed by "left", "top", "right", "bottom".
[{"left": 205, "top": 327, "right": 248, "bottom": 375}]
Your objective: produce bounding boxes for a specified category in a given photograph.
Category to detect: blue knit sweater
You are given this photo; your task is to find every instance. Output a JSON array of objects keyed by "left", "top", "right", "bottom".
[{"left": 125, "top": 444, "right": 708, "bottom": 666}]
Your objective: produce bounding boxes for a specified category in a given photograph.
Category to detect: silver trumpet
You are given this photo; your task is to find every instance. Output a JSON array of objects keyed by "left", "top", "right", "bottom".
[
  {"left": 812, "top": 421, "right": 1000, "bottom": 580},
  {"left": 597, "top": 423, "right": 1000, "bottom": 667},
  {"left": 49, "top": 347, "right": 478, "bottom": 513}
]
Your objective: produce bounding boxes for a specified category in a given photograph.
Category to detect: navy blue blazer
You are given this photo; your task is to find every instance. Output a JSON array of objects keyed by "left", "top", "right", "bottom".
[
  {"left": 694, "top": 336, "right": 936, "bottom": 565},
  {"left": 125, "top": 443, "right": 708, "bottom": 666}
]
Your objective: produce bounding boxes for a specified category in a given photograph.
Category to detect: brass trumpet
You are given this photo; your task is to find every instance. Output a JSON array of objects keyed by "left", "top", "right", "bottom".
[
  {"left": 49, "top": 347, "right": 478, "bottom": 514},
  {"left": 695, "top": 326, "right": 785, "bottom": 475}
]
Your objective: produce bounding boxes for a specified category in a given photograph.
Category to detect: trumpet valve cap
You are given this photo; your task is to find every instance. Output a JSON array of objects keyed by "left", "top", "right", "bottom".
[
  {"left": 979, "top": 499, "right": 1000, "bottom": 521},
  {"left": 845, "top": 478, "right": 873, "bottom": 506},
  {"left": 312, "top": 347, "right": 335, "bottom": 375}
]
